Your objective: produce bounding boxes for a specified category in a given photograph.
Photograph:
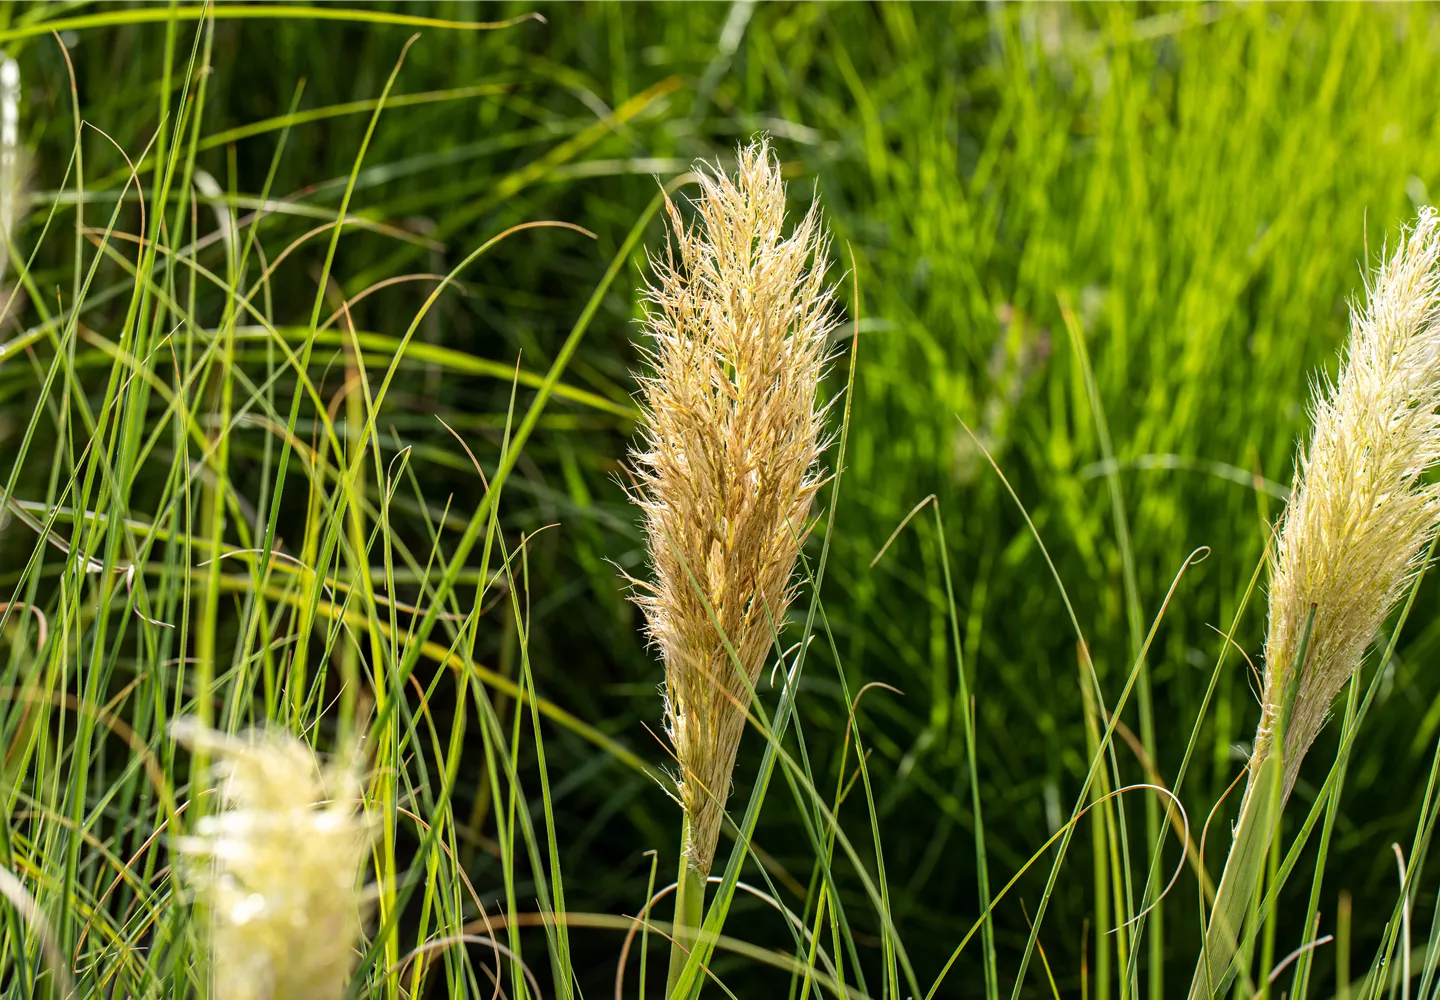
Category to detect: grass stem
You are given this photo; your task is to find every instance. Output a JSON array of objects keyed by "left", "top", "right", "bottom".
[{"left": 666, "top": 819, "right": 707, "bottom": 999}]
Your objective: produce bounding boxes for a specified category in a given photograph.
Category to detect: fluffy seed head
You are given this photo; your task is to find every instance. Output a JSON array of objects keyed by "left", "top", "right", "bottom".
[
  {"left": 1255, "top": 208, "right": 1440, "bottom": 793},
  {"left": 630, "top": 138, "right": 837, "bottom": 875},
  {"left": 173, "top": 721, "right": 372, "bottom": 1000}
]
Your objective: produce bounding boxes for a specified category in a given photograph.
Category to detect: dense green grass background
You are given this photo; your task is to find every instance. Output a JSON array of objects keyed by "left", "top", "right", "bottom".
[{"left": 6, "top": 2, "right": 1440, "bottom": 996}]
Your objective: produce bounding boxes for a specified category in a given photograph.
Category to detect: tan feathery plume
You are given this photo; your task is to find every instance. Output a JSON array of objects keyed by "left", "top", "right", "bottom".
[
  {"left": 1253, "top": 207, "right": 1440, "bottom": 794},
  {"left": 630, "top": 138, "right": 838, "bottom": 880},
  {"left": 1191, "top": 211, "right": 1440, "bottom": 1000},
  {"left": 173, "top": 721, "right": 372, "bottom": 1000}
]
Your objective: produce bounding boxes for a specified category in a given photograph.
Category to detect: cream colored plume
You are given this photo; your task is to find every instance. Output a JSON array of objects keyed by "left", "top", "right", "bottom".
[
  {"left": 631, "top": 138, "right": 837, "bottom": 876},
  {"left": 173, "top": 721, "right": 372, "bottom": 1000},
  {"left": 1255, "top": 207, "right": 1440, "bottom": 794}
]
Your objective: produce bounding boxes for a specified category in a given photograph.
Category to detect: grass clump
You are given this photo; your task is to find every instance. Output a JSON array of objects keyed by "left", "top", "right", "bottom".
[{"left": 10, "top": 5, "right": 1440, "bottom": 1000}]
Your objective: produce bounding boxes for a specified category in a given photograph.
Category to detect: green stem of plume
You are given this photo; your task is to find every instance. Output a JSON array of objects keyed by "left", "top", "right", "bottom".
[
  {"left": 666, "top": 818, "right": 707, "bottom": 999},
  {"left": 1188, "top": 605, "right": 1314, "bottom": 999},
  {"left": 1188, "top": 751, "right": 1281, "bottom": 1000}
]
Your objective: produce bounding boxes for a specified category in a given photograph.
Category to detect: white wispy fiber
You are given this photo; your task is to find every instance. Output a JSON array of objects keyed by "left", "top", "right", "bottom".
[
  {"left": 1255, "top": 208, "right": 1440, "bottom": 794},
  {"left": 173, "top": 721, "right": 372, "bottom": 1000}
]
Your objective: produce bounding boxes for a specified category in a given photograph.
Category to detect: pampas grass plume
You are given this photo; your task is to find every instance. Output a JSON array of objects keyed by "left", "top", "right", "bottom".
[
  {"left": 173, "top": 720, "right": 372, "bottom": 1000},
  {"left": 631, "top": 137, "right": 838, "bottom": 877},
  {"left": 1256, "top": 207, "right": 1440, "bottom": 792}
]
